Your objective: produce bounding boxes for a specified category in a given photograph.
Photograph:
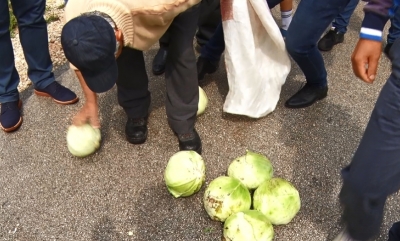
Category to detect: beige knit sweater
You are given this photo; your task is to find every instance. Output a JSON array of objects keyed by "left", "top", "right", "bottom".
[{"left": 64, "top": 0, "right": 201, "bottom": 51}]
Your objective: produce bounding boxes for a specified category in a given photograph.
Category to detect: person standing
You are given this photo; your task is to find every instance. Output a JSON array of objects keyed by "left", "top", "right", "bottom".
[
  {"left": 0, "top": 0, "right": 78, "bottom": 132},
  {"left": 332, "top": 0, "right": 400, "bottom": 240}
]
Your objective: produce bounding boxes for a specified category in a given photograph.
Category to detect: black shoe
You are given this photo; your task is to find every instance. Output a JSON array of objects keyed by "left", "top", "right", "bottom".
[
  {"left": 384, "top": 42, "right": 393, "bottom": 59},
  {"left": 152, "top": 47, "right": 168, "bottom": 75},
  {"left": 177, "top": 129, "right": 202, "bottom": 155},
  {"left": 285, "top": 84, "right": 328, "bottom": 108},
  {"left": 197, "top": 56, "right": 219, "bottom": 83},
  {"left": 125, "top": 116, "right": 148, "bottom": 144},
  {"left": 0, "top": 100, "right": 22, "bottom": 132},
  {"left": 318, "top": 28, "right": 345, "bottom": 51}
]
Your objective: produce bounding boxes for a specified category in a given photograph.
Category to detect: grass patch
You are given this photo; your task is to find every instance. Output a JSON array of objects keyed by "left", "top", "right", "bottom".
[
  {"left": 9, "top": 2, "right": 17, "bottom": 36},
  {"left": 46, "top": 14, "right": 60, "bottom": 23}
]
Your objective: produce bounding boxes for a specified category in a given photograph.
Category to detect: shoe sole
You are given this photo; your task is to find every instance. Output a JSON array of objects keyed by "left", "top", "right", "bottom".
[
  {"left": 34, "top": 90, "right": 79, "bottom": 105},
  {"left": 284, "top": 92, "right": 328, "bottom": 109},
  {"left": 1, "top": 100, "right": 23, "bottom": 132}
]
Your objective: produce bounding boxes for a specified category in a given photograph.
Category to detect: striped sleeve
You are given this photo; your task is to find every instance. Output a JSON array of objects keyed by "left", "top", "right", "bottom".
[{"left": 361, "top": 0, "right": 397, "bottom": 41}]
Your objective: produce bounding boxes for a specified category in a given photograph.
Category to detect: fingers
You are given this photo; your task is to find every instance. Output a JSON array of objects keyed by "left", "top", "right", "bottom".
[
  {"left": 352, "top": 55, "right": 372, "bottom": 83},
  {"left": 90, "top": 117, "right": 101, "bottom": 129},
  {"left": 366, "top": 55, "right": 379, "bottom": 83}
]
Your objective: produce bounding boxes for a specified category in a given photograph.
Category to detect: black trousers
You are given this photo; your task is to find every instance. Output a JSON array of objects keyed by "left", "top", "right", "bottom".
[
  {"left": 116, "top": 6, "right": 200, "bottom": 134},
  {"left": 159, "top": 0, "right": 221, "bottom": 48}
]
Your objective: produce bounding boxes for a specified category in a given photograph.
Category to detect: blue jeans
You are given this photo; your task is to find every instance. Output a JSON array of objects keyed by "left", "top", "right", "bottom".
[
  {"left": 339, "top": 37, "right": 400, "bottom": 240},
  {"left": 286, "top": 0, "right": 351, "bottom": 87},
  {"left": 331, "top": 0, "right": 359, "bottom": 33},
  {"left": 200, "top": 0, "right": 282, "bottom": 63},
  {"left": 0, "top": 0, "right": 54, "bottom": 103}
]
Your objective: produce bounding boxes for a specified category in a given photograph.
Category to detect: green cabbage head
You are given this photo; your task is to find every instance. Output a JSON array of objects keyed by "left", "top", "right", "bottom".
[
  {"left": 197, "top": 87, "right": 208, "bottom": 116},
  {"left": 66, "top": 124, "right": 101, "bottom": 158},
  {"left": 203, "top": 176, "right": 251, "bottom": 222},
  {"left": 227, "top": 150, "right": 274, "bottom": 190},
  {"left": 223, "top": 210, "right": 274, "bottom": 241},
  {"left": 253, "top": 178, "right": 301, "bottom": 225},
  {"left": 164, "top": 150, "right": 205, "bottom": 198}
]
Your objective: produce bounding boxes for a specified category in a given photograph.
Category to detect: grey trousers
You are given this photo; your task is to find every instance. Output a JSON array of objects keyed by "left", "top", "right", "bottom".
[
  {"left": 116, "top": 5, "right": 200, "bottom": 134},
  {"left": 159, "top": 0, "right": 221, "bottom": 47}
]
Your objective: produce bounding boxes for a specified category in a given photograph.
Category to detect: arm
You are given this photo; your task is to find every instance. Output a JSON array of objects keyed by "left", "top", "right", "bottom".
[
  {"left": 73, "top": 70, "right": 100, "bottom": 128},
  {"left": 352, "top": 0, "right": 396, "bottom": 83}
]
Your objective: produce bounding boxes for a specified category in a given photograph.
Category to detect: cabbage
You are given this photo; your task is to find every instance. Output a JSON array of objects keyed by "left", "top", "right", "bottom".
[
  {"left": 164, "top": 150, "right": 205, "bottom": 198},
  {"left": 227, "top": 150, "right": 274, "bottom": 190},
  {"left": 66, "top": 124, "right": 101, "bottom": 157},
  {"left": 197, "top": 87, "right": 208, "bottom": 116},
  {"left": 253, "top": 178, "right": 301, "bottom": 225},
  {"left": 203, "top": 176, "right": 251, "bottom": 222},
  {"left": 223, "top": 210, "right": 274, "bottom": 241}
]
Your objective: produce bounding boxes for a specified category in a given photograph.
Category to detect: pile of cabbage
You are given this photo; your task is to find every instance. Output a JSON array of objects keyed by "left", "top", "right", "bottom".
[{"left": 163, "top": 149, "right": 301, "bottom": 241}]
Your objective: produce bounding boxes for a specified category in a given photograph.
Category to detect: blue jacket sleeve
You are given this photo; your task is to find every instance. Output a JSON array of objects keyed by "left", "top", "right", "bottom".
[{"left": 360, "top": 0, "right": 398, "bottom": 41}]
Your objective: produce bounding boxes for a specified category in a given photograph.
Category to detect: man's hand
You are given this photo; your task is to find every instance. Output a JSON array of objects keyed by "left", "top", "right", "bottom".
[
  {"left": 351, "top": 39, "right": 382, "bottom": 84},
  {"left": 73, "top": 102, "right": 100, "bottom": 128}
]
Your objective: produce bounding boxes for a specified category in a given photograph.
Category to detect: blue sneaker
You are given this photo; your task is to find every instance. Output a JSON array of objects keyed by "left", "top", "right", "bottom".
[
  {"left": 34, "top": 81, "right": 79, "bottom": 105},
  {"left": 0, "top": 100, "right": 22, "bottom": 132}
]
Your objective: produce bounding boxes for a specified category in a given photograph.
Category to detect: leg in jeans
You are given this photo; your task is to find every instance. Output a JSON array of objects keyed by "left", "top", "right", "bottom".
[
  {"left": 11, "top": 0, "right": 54, "bottom": 90},
  {"left": 0, "top": 0, "right": 20, "bottom": 103},
  {"left": 332, "top": 0, "right": 359, "bottom": 33},
  {"left": 286, "top": 0, "right": 351, "bottom": 87},
  {"left": 165, "top": 5, "right": 200, "bottom": 134},
  {"left": 200, "top": 23, "right": 225, "bottom": 64},
  {"left": 339, "top": 38, "right": 400, "bottom": 240}
]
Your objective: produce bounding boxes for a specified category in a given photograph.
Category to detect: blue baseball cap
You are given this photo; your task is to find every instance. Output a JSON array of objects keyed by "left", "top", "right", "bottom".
[{"left": 61, "top": 14, "right": 118, "bottom": 93}]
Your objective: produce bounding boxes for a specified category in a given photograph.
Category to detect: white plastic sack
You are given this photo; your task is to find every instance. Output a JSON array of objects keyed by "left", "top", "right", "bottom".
[{"left": 221, "top": 0, "right": 291, "bottom": 118}]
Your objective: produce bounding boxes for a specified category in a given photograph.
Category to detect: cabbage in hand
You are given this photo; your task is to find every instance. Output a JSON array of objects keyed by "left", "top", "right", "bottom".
[
  {"left": 223, "top": 210, "right": 274, "bottom": 241},
  {"left": 164, "top": 150, "right": 206, "bottom": 198},
  {"left": 253, "top": 178, "right": 301, "bottom": 225},
  {"left": 66, "top": 124, "right": 101, "bottom": 158}
]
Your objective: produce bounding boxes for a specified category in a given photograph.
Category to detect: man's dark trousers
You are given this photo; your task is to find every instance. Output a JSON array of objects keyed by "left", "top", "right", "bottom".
[
  {"left": 0, "top": 0, "right": 54, "bottom": 103},
  {"left": 285, "top": 0, "right": 352, "bottom": 87},
  {"left": 339, "top": 37, "right": 400, "bottom": 240},
  {"left": 116, "top": 6, "right": 200, "bottom": 135},
  {"left": 159, "top": 0, "right": 220, "bottom": 48}
]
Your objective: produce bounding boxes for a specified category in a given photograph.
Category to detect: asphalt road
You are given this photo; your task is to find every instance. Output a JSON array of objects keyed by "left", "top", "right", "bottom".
[{"left": 1, "top": 3, "right": 398, "bottom": 241}]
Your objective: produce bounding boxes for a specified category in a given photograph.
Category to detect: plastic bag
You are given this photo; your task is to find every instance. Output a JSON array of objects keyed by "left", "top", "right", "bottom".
[{"left": 221, "top": 0, "right": 291, "bottom": 118}]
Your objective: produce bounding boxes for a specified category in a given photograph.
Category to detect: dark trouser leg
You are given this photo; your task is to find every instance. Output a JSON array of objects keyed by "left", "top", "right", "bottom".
[
  {"left": 116, "top": 47, "right": 150, "bottom": 119},
  {"left": 196, "top": 0, "right": 221, "bottom": 46},
  {"left": 286, "top": 0, "right": 350, "bottom": 87},
  {"left": 0, "top": 0, "right": 19, "bottom": 103},
  {"left": 165, "top": 5, "right": 200, "bottom": 134},
  {"left": 339, "top": 38, "right": 400, "bottom": 240},
  {"left": 10, "top": 0, "right": 54, "bottom": 89}
]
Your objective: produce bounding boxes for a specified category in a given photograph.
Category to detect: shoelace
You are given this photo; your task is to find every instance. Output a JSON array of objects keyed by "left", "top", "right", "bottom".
[{"left": 178, "top": 132, "right": 194, "bottom": 141}]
